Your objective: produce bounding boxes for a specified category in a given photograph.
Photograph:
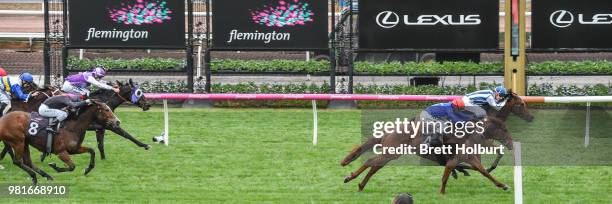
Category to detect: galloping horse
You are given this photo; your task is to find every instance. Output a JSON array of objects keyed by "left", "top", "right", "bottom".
[
  {"left": 0, "top": 79, "right": 151, "bottom": 161},
  {"left": 341, "top": 116, "right": 514, "bottom": 193},
  {"left": 0, "top": 86, "right": 61, "bottom": 160},
  {"left": 0, "top": 100, "right": 120, "bottom": 184},
  {"left": 88, "top": 79, "right": 151, "bottom": 159},
  {"left": 340, "top": 91, "right": 533, "bottom": 177}
]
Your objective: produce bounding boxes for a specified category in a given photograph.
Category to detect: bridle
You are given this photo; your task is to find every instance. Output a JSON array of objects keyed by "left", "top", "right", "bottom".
[
  {"left": 33, "top": 89, "right": 61, "bottom": 100},
  {"left": 109, "top": 87, "right": 143, "bottom": 106}
]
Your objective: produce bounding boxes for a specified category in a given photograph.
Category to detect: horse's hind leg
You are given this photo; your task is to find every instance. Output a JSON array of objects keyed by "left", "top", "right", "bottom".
[
  {"left": 344, "top": 164, "right": 369, "bottom": 184},
  {"left": 467, "top": 157, "right": 509, "bottom": 190},
  {"left": 341, "top": 137, "right": 381, "bottom": 166},
  {"left": 22, "top": 145, "right": 53, "bottom": 181},
  {"left": 357, "top": 154, "right": 399, "bottom": 191},
  {"left": 95, "top": 129, "right": 106, "bottom": 160},
  {"left": 10, "top": 143, "right": 38, "bottom": 185},
  {"left": 0, "top": 142, "right": 14, "bottom": 160},
  {"left": 49, "top": 151, "right": 75, "bottom": 173},
  {"left": 440, "top": 158, "right": 459, "bottom": 194}
]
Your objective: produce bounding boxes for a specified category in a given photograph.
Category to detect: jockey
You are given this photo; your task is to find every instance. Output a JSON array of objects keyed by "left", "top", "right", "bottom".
[
  {"left": 420, "top": 102, "right": 473, "bottom": 146},
  {"left": 38, "top": 94, "right": 91, "bottom": 161},
  {"left": 62, "top": 67, "right": 119, "bottom": 97},
  {"left": 0, "top": 73, "right": 36, "bottom": 116},
  {"left": 452, "top": 86, "right": 509, "bottom": 119}
]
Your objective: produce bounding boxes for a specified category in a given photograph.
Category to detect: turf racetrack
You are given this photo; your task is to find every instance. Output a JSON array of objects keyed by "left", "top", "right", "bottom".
[{"left": 1, "top": 108, "right": 610, "bottom": 203}]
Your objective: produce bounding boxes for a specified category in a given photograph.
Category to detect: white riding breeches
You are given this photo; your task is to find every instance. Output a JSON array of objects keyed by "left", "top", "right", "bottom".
[
  {"left": 38, "top": 104, "right": 68, "bottom": 121},
  {"left": 61, "top": 81, "right": 90, "bottom": 96}
]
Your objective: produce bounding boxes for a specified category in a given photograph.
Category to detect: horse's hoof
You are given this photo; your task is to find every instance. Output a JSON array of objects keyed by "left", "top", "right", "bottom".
[
  {"left": 451, "top": 171, "right": 458, "bottom": 180},
  {"left": 46, "top": 176, "right": 54, "bottom": 181},
  {"left": 84, "top": 167, "right": 94, "bottom": 175},
  {"left": 143, "top": 145, "right": 151, "bottom": 150},
  {"left": 358, "top": 183, "right": 365, "bottom": 191},
  {"left": 31, "top": 178, "right": 38, "bottom": 186}
]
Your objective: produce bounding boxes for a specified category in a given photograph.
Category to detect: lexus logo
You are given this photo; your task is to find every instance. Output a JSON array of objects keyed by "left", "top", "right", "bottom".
[
  {"left": 376, "top": 11, "right": 400, "bottom": 28},
  {"left": 550, "top": 10, "right": 574, "bottom": 28}
]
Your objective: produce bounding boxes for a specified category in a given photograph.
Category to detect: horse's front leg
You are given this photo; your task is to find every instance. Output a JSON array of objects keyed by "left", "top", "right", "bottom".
[
  {"left": 74, "top": 147, "right": 96, "bottom": 175},
  {"left": 107, "top": 126, "right": 150, "bottom": 150},
  {"left": 485, "top": 140, "right": 503, "bottom": 173},
  {"left": 95, "top": 129, "right": 106, "bottom": 160}
]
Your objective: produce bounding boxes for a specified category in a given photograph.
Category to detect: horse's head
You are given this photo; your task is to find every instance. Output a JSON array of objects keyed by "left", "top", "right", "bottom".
[
  {"left": 500, "top": 90, "right": 534, "bottom": 122},
  {"left": 116, "top": 79, "right": 150, "bottom": 111},
  {"left": 482, "top": 117, "right": 513, "bottom": 150},
  {"left": 89, "top": 99, "right": 121, "bottom": 129}
]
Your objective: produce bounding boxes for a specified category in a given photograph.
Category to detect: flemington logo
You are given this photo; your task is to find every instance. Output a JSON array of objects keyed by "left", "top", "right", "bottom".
[
  {"left": 227, "top": 0, "right": 314, "bottom": 44},
  {"left": 550, "top": 10, "right": 612, "bottom": 28},
  {"left": 375, "top": 11, "right": 481, "bottom": 29},
  {"left": 84, "top": 0, "right": 176, "bottom": 42}
]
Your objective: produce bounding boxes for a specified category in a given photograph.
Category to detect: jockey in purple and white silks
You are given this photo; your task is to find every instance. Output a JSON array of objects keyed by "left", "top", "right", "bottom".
[{"left": 62, "top": 67, "right": 119, "bottom": 97}]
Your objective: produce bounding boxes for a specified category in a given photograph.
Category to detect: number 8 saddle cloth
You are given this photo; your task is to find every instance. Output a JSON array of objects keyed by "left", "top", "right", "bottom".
[{"left": 26, "top": 112, "right": 50, "bottom": 139}]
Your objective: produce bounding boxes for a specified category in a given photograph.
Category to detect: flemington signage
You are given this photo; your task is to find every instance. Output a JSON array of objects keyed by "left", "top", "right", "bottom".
[
  {"left": 212, "top": 0, "right": 328, "bottom": 49},
  {"left": 532, "top": 0, "right": 612, "bottom": 49},
  {"left": 359, "top": 0, "right": 498, "bottom": 50},
  {"left": 68, "top": 0, "right": 185, "bottom": 48}
]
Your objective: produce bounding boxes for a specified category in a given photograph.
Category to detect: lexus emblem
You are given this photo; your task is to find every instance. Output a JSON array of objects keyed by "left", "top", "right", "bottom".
[
  {"left": 550, "top": 10, "right": 574, "bottom": 28},
  {"left": 376, "top": 11, "right": 399, "bottom": 28}
]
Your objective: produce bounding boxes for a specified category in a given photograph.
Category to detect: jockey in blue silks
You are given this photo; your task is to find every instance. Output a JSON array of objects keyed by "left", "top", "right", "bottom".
[
  {"left": 0, "top": 72, "right": 36, "bottom": 116},
  {"left": 419, "top": 86, "right": 509, "bottom": 145}
]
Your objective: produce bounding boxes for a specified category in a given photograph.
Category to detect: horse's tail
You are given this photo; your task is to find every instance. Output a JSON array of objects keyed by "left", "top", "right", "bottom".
[{"left": 340, "top": 136, "right": 381, "bottom": 166}]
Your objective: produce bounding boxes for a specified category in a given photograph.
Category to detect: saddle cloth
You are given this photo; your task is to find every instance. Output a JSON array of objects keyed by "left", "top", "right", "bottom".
[{"left": 26, "top": 112, "right": 50, "bottom": 139}]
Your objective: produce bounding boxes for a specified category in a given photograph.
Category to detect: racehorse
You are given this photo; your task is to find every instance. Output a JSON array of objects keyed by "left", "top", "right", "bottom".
[
  {"left": 0, "top": 79, "right": 151, "bottom": 161},
  {"left": 88, "top": 79, "right": 151, "bottom": 159},
  {"left": 482, "top": 92, "right": 532, "bottom": 173},
  {"left": 340, "top": 91, "right": 533, "bottom": 177},
  {"left": 0, "top": 86, "right": 61, "bottom": 160},
  {"left": 0, "top": 100, "right": 120, "bottom": 184},
  {"left": 341, "top": 116, "right": 514, "bottom": 193}
]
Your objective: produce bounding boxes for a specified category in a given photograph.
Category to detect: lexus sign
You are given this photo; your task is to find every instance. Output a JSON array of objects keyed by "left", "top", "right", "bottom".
[
  {"left": 359, "top": 0, "right": 498, "bottom": 50},
  {"left": 533, "top": 0, "right": 612, "bottom": 49}
]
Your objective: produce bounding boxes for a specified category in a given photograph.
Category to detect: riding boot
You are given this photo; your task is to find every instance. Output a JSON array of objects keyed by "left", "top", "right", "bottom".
[
  {"left": 0, "top": 103, "right": 6, "bottom": 117},
  {"left": 41, "top": 119, "right": 57, "bottom": 162}
]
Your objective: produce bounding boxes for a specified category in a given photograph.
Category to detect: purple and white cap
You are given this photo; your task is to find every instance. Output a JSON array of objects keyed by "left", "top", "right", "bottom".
[{"left": 91, "top": 67, "right": 106, "bottom": 78}]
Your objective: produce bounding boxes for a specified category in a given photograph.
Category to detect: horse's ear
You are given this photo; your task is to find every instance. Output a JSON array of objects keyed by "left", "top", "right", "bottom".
[
  {"left": 116, "top": 80, "right": 122, "bottom": 86},
  {"left": 128, "top": 78, "right": 134, "bottom": 87}
]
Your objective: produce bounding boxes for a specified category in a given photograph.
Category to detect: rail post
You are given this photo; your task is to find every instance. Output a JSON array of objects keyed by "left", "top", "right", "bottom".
[{"left": 504, "top": 0, "right": 527, "bottom": 95}]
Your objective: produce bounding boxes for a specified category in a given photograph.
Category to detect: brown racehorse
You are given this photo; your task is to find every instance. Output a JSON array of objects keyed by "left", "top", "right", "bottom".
[
  {"left": 341, "top": 116, "right": 514, "bottom": 193},
  {"left": 0, "top": 100, "right": 120, "bottom": 184},
  {"left": 88, "top": 79, "right": 151, "bottom": 160},
  {"left": 0, "top": 86, "right": 62, "bottom": 160},
  {"left": 482, "top": 92, "right": 533, "bottom": 173},
  {"left": 0, "top": 80, "right": 151, "bottom": 161},
  {"left": 340, "top": 91, "right": 533, "bottom": 177}
]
